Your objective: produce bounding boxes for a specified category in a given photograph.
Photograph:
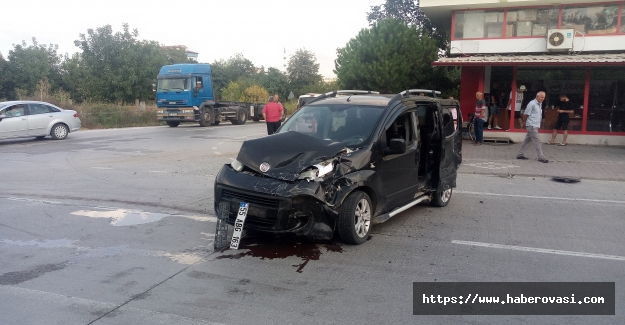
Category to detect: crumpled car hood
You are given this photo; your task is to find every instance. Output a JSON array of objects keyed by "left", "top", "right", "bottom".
[{"left": 236, "top": 131, "right": 346, "bottom": 181}]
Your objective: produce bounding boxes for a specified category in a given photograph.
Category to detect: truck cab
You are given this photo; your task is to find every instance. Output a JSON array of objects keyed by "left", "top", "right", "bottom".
[{"left": 156, "top": 64, "right": 255, "bottom": 127}]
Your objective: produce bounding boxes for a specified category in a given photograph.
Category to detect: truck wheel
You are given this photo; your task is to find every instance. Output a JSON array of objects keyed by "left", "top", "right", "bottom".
[
  {"left": 166, "top": 121, "right": 180, "bottom": 127},
  {"left": 231, "top": 107, "right": 248, "bottom": 125},
  {"left": 337, "top": 191, "right": 372, "bottom": 245},
  {"left": 252, "top": 117, "right": 260, "bottom": 122},
  {"left": 199, "top": 107, "right": 214, "bottom": 127},
  {"left": 212, "top": 120, "right": 220, "bottom": 125},
  {"left": 430, "top": 188, "right": 452, "bottom": 207}
]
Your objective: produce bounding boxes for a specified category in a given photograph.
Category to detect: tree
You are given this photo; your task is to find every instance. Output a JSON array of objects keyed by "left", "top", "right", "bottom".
[
  {"left": 254, "top": 67, "right": 289, "bottom": 102},
  {"left": 73, "top": 23, "right": 183, "bottom": 103},
  {"left": 335, "top": 19, "right": 439, "bottom": 93},
  {"left": 211, "top": 53, "right": 257, "bottom": 99},
  {"left": 0, "top": 53, "right": 8, "bottom": 99},
  {"left": 367, "top": 0, "right": 447, "bottom": 50},
  {"left": 286, "top": 48, "right": 323, "bottom": 96},
  {"left": 2, "top": 38, "right": 63, "bottom": 100}
]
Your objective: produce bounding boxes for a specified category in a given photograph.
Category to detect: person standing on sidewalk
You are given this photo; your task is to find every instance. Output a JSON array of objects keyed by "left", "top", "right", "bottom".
[
  {"left": 263, "top": 97, "right": 284, "bottom": 135},
  {"left": 487, "top": 82, "right": 502, "bottom": 130},
  {"left": 507, "top": 85, "right": 525, "bottom": 130},
  {"left": 548, "top": 94, "right": 574, "bottom": 146},
  {"left": 517, "top": 91, "right": 548, "bottom": 163},
  {"left": 474, "top": 92, "right": 487, "bottom": 145}
]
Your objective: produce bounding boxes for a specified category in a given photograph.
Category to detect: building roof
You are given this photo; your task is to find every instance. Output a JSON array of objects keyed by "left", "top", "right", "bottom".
[{"left": 432, "top": 53, "right": 625, "bottom": 67}]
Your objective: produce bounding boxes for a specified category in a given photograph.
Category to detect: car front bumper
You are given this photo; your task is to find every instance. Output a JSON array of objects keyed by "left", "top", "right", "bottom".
[{"left": 214, "top": 165, "right": 339, "bottom": 241}]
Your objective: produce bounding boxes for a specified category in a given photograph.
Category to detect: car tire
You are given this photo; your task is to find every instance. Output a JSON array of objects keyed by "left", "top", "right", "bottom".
[
  {"left": 430, "top": 188, "right": 452, "bottom": 207},
  {"left": 166, "top": 121, "right": 180, "bottom": 127},
  {"left": 50, "top": 123, "right": 69, "bottom": 140},
  {"left": 199, "top": 107, "right": 214, "bottom": 127},
  {"left": 337, "top": 191, "right": 372, "bottom": 245}
]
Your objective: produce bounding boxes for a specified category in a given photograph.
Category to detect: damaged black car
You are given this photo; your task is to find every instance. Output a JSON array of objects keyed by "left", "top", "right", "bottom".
[{"left": 214, "top": 90, "right": 462, "bottom": 244}]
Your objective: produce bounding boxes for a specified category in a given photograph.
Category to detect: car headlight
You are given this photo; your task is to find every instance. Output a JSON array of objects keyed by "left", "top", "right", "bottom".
[
  {"left": 231, "top": 159, "right": 244, "bottom": 172},
  {"left": 297, "top": 159, "right": 335, "bottom": 181}
]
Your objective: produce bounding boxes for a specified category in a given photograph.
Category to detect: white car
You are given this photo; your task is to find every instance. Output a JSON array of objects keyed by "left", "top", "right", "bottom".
[{"left": 0, "top": 101, "right": 81, "bottom": 140}]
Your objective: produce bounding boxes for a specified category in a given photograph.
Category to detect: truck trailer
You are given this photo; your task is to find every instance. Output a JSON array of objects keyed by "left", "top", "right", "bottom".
[{"left": 155, "top": 64, "right": 272, "bottom": 127}]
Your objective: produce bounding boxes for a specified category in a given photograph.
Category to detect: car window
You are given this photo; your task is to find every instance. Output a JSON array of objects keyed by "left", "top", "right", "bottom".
[
  {"left": 442, "top": 107, "right": 456, "bottom": 137},
  {"left": 385, "top": 111, "right": 416, "bottom": 147},
  {"left": 28, "top": 103, "right": 53, "bottom": 115},
  {"left": 280, "top": 104, "right": 384, "bottom": 147},
  {"left": 3, "top": 104, "right": 26, "bottom": 118}
]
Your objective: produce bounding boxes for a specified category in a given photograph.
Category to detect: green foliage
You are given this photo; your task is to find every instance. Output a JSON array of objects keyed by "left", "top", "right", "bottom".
[
  {"left": 300, "top": 80, "right": 340, "bottom": 94},
  {"left": 72, "top": 23, "right": 187, "bottom": 104},
  {"left": 335, "top": 19, "right": 439, "bottom": 93},
  {"left": 243, "top": 85, "right": 269, "bottom": 103},
  {"left": 211, "top": 53, "right": 257, "bottom": 99},
  {"left": 287, "top": 48, "right": 323, "bottom": 96},
  {"left": 254, "top": 67, "right": 289, "bottom": 102},
  {"left": 367, "top": 0, "right": 448, "bottom": 50},
  {"left": 1, "top": 38, "right": 63, "bottom": 100},
  {"left": 221, "top": 81, "right": 244, "bottom": 102},
  {"left": 77, "top": 103, "right": 160, "bottom": 129}
]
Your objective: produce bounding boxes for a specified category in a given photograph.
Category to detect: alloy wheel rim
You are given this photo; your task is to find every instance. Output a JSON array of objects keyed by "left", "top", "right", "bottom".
[
  {"left": 55, "top": 126, "right": 67, "bottom": 138},
  {"left": 354, "top": 198, "right": 371, "bottom": 238}
]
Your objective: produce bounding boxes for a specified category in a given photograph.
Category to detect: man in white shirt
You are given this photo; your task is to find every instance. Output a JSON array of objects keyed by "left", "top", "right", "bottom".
[
  {"left": 517, "top": 91, "right": 548, "bottom": 163},
  {"left": 506, "top": 85, "right": 526, "bottom": 130}
]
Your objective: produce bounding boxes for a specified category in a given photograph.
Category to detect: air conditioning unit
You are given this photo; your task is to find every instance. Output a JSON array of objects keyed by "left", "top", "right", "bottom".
[{"left": 547, "top": 29, "right": 574, "bottom": 51}]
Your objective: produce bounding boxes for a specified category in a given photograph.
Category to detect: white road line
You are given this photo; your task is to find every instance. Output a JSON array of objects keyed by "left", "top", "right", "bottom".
[
  {"left": 452, "top": 240, "right": 625, "bottom": 261},
  {"left": 90, "top": 167, "right": 113, "bottom": 170},
  {"left": 214, "top": 151, "right": 221, "bottom": 155},
  {"left": 149, "top": 170, "right": 168, "bottom": 173},
  {"left": 455, "top": 190, "right": 625, "bottom": 204},
  {"left": 2, "top": 286, "right": 226, "bottom": 325}
]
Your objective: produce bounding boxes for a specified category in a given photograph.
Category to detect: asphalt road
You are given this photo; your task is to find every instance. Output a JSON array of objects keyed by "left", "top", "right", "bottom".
[{"left": 1, "top": 123, "right": 623, "bottom": 325}]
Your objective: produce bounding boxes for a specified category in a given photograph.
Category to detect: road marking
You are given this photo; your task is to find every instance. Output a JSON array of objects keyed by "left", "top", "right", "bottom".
[
  {"left": 455, "top": 190, "right": 625, "bottom": 204},
  {"left": 214, "top": 151, "right": 222, "bottom": 155},
  {"left": 90, "top": 167, "right": 113, "bottom": 170},
  {"left": 2, "top": 286, "right": 226, "bottom": 325},
  {"left": 149, "top": 170, "right": 168, "bottom": 173},
  {"left": 452, "top": 240, "right": 625, "bottom": 261}
]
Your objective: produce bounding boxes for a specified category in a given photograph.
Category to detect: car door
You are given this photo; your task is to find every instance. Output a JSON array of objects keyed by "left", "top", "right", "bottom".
[
  {"left": 27, "top": 103, "right": 57, "bottom": 136},
  {"left": 0, "top": 104, "right": 28, "bottom": 138},
  {"left": 375, "top": 109, "right": 420, "bottom": 211},
  {"left": 438, "top": 102, "right": 463, "bottom": 191}
]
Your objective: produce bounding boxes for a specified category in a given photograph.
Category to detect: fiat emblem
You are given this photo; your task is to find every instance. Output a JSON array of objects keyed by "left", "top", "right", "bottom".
[{"left": 259, "top": 162, "right": 270, "bottom": 173}]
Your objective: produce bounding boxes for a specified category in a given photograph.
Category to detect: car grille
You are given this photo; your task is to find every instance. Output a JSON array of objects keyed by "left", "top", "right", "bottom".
[{"left": 221, "top": 189, "right": 281, "bottom": 228}]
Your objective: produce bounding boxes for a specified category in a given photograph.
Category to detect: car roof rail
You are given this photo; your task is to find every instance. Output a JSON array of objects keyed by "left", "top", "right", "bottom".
[
  {"left": 388, "top": 89, "right": 441, "bottom": 105},
  {"left": 306, "top": 90, "right": 379, "bottom": 105}
]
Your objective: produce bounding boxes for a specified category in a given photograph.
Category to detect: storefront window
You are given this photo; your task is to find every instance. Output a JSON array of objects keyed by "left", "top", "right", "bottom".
[
  {"left": 562, "top": 4, "right": 619, "bottom": 35},
  {"left": 517, "top": 68, "right": 586, "bottom": 131},
  {"left": 505, "top": 8, "right": 558, "bottom": 37},
  {"left": 588, "top": 68, "right": 625, "bottom": 132},
  {"left": 454, "top": 10, "right": 504, "bottom": 39}
]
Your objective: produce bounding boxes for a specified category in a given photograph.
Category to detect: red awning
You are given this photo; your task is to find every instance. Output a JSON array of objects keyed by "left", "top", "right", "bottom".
[{"left": 432, "top": 53, "right": 625, "bottom": 67}]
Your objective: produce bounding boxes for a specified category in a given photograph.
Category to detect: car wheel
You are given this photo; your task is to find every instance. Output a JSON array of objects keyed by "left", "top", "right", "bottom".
[
  {"left": 50, "top": 123, "right": 69, "bottom": 140},
  {"left": 430, "top": 188, "right": 452, "bottom": 207},
  {"left": 166, "top": 121, "right": 180, "bottom": 127},
  {"left": 199, "top": 107, "right": 213, "bottom": 127},
  {"left": 337, "top": 191, "right": 372, "bottom": 245}
]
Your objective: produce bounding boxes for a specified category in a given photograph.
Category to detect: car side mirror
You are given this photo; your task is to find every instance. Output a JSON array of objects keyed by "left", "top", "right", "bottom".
[
  {"left": 0, "top": 114, "right": 5, "bottom": 122},
  {"left": 384, "top": 138, "right": 406, "bottom": 156}
]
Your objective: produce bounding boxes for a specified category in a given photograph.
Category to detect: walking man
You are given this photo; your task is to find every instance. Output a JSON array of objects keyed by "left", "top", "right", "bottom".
[
  {"left": 263, "top": 96, "right": 284, "bottom": 135},
  {"left": 548, "top": 94, "right": 574, "bottom": 146},
  {"left": 474, "top": 92, "right": 486, "bottom": 145},
  {"left": 517, "top": 91, "right": 548, "bottom": 163}
]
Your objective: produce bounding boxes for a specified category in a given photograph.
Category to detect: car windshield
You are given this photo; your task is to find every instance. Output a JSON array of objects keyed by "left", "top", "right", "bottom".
[
  {"left": 298, "top": 97, "right": 317, "bottom": 107},
  {"left": 279, "top": 104, "right": 384, "bottom": 147},
  {"left": 157, "top": 78, "right": 191, "bottom": 92}
]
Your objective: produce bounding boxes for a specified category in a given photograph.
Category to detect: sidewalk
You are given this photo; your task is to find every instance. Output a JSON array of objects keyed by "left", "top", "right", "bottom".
[{"left": 459, "top": 140, "right": 625, "bottom": 181}]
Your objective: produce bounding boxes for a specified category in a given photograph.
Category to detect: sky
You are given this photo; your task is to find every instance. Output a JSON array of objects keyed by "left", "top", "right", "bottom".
[{"left": 1, "top": 0, "right": 383, "bottom": 78}]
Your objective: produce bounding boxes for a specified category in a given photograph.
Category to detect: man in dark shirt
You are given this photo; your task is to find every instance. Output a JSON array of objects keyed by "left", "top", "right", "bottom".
[{"left": 548, "top": 94, "right": 574, "bottom": 146}]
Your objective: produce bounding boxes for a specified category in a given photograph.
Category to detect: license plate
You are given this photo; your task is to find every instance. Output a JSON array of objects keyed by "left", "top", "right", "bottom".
[
  {"left": 169, "top": 113, "right": 178, "bottom": 116},
  {"left": 169, "top": 102, "right": 176, "bottom": 104},
  {"left": 230, "top": 202, "right": 249, "bottom": 250}
]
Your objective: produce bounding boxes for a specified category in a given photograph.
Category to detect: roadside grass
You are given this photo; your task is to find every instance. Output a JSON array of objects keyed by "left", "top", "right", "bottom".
[{"left": 76, "top": 103, "right": 161, "bottom": 129}]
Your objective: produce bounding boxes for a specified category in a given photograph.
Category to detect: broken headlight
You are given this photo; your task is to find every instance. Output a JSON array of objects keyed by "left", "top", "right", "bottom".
[
  {"left": 297, "top": 159, "right": 335, "bottom": 181},
  {"left": 231, "top": 159, "right": 244, "bottom": 172}
]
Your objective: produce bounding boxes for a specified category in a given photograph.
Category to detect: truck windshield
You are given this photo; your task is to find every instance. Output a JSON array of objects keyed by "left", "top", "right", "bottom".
[
  {"left": 157, "top": 78, "right": 191, "bottom": 92},
  {"left": 279, "top": 104, "right": 383, "bottom": 147}
]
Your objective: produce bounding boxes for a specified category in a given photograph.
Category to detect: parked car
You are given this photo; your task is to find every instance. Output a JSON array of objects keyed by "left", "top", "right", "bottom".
[
  {"left": 0, "top": 101, "right": 81, "bottom": 140},
  {"left": 214, "top": 90, "right": 462, "bottom": 244}
]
